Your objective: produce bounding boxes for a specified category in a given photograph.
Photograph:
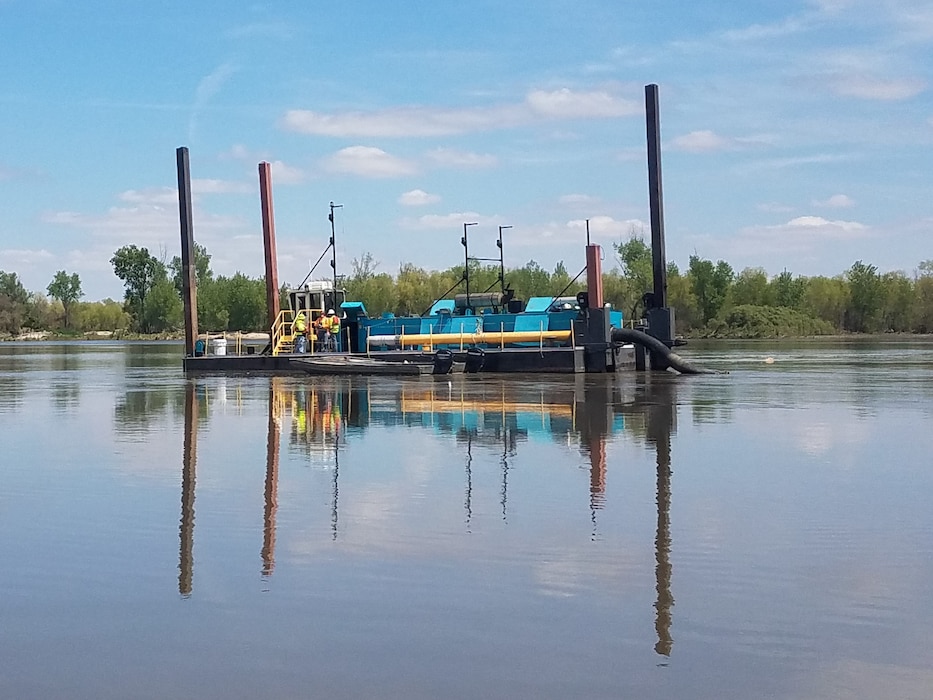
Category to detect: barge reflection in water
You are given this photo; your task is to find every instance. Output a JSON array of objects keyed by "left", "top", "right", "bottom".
[{"left": 179, "top": 374, "right": 678, "bottom": 657}]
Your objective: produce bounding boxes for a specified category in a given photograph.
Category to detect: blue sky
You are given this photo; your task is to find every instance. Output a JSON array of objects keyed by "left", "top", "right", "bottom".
[{"left": 1, "top": 0, "right": 931, "bottom": 301}]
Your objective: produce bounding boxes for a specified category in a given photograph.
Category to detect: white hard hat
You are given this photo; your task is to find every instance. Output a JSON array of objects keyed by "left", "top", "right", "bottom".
[{"left": 327, "top": 308, "right": 335, "bottom": 314}]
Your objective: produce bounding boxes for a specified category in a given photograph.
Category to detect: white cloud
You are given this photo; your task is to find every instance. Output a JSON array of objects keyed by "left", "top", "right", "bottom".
[
  {"left": 116, "top": 180, "right": 252, "bottom": 206},
  {"left": 680, "top": 214, "right": 874, "bottom": 275},
  {"left": 42, "top": 199, "right": 247, "bottom": 248},
  {"left": 813, "top": 193, "right": 855, "bottom": 208},
  {"left": 283, "top": 105, "right": 516, "bottom": 138},
  {"left": 321, "top": 146, "right": 418, "bottom": 178},
  {"left": 221, "top": 144, "right": 256, "bottom": 161},
  {"left": 282, "top": 87, "right": 638, "bottom": 138},
  {"left": 193, "top": 178, "right": 253, "bottom": 195},
  {"left": 808, "top": 0, "right": 853, "bottom": 13},
  {"left": 269, "top": 160, "right": 305, "bottom": 184},
  {"left": 567, "top": 216, "right": 648, "bottom": 239},
  {"left": 736, "top": 215, "right": 869, "bottom": 255},
  {"left": 118, "top": 187, "right": 178, "bottom": 205},
  {"left": 0, "top": 248, "right": 54, "bottom": 267},
  {"left": 804, "top": 48, "right": 927, "bottom": 101},
  {"left": 524, "top": 87, "right": 638, "bottom": 119},
  {"left": 896, "top": 4, "right": 933, "bottom": 41},
  {"left": 189, "top": 63, "right": 237, "bottom": 142},
  {"left": 559, "top": 194, "right": 601, "bottom": 207},
  {"left": 757, "top": 202, "right": 795, "bottom": 213},
  {"left": 400, "top": 211, "right": 499, "bottom": 230},
  {"left": 398, "top": 189, "right": 440, "bottom": 206},
  {"left": 669, "top": 130, "right": 734, "bottom": 153},
  {"left": 786, "top": 215, "right": 865, "bottom": 232},
  {"left": 828, "top": 74, "right": 926, "bottom": 100},
  {"left": 741, "top": 153, "right": 854, "bottom": 171},
  {"left": 721, "top": 17, "right": 805, "bottom": 41},
  {"left": 425, "top": 148, "right": 497, "bottom": 169}
]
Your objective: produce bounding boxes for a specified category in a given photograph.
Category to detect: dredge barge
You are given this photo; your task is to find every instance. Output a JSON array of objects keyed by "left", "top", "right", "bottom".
[{"left": 180, "top": 84, "right": 688, "bottom": 376}]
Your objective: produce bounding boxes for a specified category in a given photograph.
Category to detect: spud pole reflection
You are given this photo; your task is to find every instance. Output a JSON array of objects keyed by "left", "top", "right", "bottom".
[
  {"left": 179, "top": 375, "right": 677, "bottom": 657},
  {"left": 646, "top": 378, "right": 675, "bottom": 658},
  {"left": 581, "top": 376, "right": 676, "bottom": 657},
  {"left": 179, "top": 381, "right": 197, "bottom": 597},
  {"left": 261, "top": 380, "right": 281, "bottom": 577},
  {"left": 577, "top": 380, "right": 611, "bottom": 537}
]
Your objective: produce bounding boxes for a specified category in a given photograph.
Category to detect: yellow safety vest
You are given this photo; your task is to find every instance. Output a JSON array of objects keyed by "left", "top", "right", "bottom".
[{"left": 295, "top": 313, "right": 306, "bottom": 333}]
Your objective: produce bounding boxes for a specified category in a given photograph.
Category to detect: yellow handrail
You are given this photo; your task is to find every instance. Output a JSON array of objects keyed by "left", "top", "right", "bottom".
[{"left": 271, "top": 309, "right": 295, "bottom": 356}]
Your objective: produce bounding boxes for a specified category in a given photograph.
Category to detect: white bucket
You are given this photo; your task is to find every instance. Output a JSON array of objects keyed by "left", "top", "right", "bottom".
[{"left": 211, "top": 338, "right": 228, "bottom": 356}]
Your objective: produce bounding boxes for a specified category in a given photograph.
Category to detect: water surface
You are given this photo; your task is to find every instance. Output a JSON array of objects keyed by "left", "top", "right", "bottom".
[{"left": 1, "top": 339, "right": 932, "bottom": 699}]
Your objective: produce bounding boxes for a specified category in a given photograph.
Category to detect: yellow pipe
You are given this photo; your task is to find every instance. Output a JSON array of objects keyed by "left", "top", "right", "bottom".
[
  {"left": 369, "top": 329, "right": 572, "bottom": 348},
  {"left": 400, "top": 397, "right": 574, "bottom": 418}
]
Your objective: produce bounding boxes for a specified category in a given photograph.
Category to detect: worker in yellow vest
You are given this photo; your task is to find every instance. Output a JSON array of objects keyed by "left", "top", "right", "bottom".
[
  {"left": 294, "top": 311, "right": 307, "bottom": 353},
  {"left": 320, "top": 309, "right": 340, "bottom": 351}
]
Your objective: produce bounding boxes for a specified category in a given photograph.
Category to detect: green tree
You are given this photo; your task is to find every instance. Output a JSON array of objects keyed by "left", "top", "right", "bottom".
[
  {"left": 509, "top": 260, "right": 552, "bottom": 300},
  {"left": 0, "top": 271, "right": 29, "bottom": 304},
  {"left": 845, "top": 261, "right": 882, "bottom": 332},
  {"left": 77, "top": 299, "right": 131, "bottom": 332},
  {"left": 142, "top": 278, "right": 183, "bottom": 333},
  {"left": 110, "top": 245, "right": 167, "bottom": 332},
  {"left": 802, "top": 276, "right": 849, "bottom": 330},
  {"left": 914, "top": 262, "right": 933, "bottom": 333},
  {"left": 601, "top": 269, "right": 627, "bottom": 319},
  {"left": 345, "top": 253, "right": 396, "bottom": 316},
  {"left": 24, "top": 294, "right": 58, "bottom": 332},
  {"left": 879, "top": 271, "right": 914, "bottom": 332},
  {"left": 666, "top": 264, "right": 699, "bottom": 332},
  {"left": 395, "top": 263, "right": 436, "bottom": 316},
  {"left": 217, "top": 273, "right": 267, "bottom": 330},
  {"left": 770, "top": 269, "right": 805, "bottom": 309},
  {"left": 732, "top": 267, "right": 770, "bottom": 307},
  {"left": 169, "top": 243, "right": 213, "bottom": 294},
  {"left": 0, "top": 271, "right": 30, "bottom": 335},
  {"left": 613, "top": 232, "right": 653, "bottom": 318},
  {"left": 46, "top": 270, "right": 83, "bottom": 329},
  {"left": 550, "top": 261, "right": 574, "bottom": 297},
  {"left": 197, "top": 278, "right": 230, "bottom": 330},
  {"left": 688, "top": 255, "right": 734, "bottom": 325}
]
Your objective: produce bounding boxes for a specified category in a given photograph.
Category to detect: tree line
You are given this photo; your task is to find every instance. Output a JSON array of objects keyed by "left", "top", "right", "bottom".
[{"left": 2, "top": 237, "right": 932, "bottom": 338}]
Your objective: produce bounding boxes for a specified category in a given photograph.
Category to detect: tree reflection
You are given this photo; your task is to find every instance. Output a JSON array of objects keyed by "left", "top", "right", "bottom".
[
  {"left": 50, "top": 381, "right": 80, "bottom": 411},
  {"left": 0, "top": 374, "right": 25, "bottom": 409}
]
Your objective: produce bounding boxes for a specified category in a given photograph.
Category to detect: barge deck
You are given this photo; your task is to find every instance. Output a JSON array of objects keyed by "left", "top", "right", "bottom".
[{"left": 183, "top": 345, "right": 635, "bottom": 375}]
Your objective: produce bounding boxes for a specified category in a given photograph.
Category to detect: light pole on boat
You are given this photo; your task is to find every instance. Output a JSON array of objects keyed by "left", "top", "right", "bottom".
[
  {"left": 329, "top": 201, "right": 343, "bottom": 293},
  {"left": 497, "top": 225, "right": 511, "bottom": 295},
  {"left": 462, "top": 222, "right": 478, "bottom": 312}
]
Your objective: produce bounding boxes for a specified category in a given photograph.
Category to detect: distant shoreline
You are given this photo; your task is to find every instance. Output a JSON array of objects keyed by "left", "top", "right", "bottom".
[
  {"left": 0, "top": 331, "right": 271, "bottom": 343},
  {"left": 2, "top": 331, "right": 930, "bottom": 344}
]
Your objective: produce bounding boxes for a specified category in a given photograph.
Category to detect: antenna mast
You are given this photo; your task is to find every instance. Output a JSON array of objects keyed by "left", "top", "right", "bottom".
[{"left": 329, "top": 201, "right": 343, "bottom": 291}]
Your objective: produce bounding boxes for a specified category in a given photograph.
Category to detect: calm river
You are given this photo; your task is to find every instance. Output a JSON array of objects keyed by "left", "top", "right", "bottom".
[{"left": 1, "top": 339, "right": 932, "bottom": 699}]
